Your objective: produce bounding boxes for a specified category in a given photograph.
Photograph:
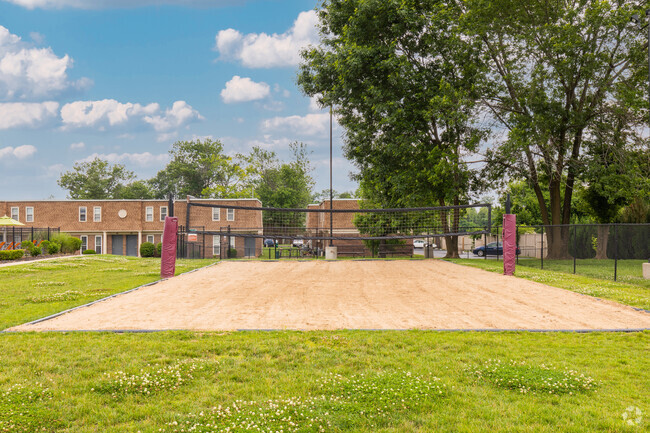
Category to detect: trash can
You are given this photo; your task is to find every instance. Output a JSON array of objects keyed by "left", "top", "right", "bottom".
[
  {"left": 424, "top": 246, "right": 433, "bottom": 258},
  {"left": 275, "top": 250, "right": 281, "bottom": 259}
]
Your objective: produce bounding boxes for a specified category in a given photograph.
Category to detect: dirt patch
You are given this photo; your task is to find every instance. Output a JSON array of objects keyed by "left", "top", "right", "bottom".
[{"left": 10, "top": 260, "right": 650, "bottom": 331}]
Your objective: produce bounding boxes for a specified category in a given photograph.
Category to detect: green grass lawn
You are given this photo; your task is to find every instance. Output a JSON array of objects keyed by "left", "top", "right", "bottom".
[
  {"left": 515, "top": 258, "right": 650, "bottom": 288},
  {"left": 446, "top": 259, "right": 650, "bottom": 311},
  {"left": 0, "top": 255, "right": 217, "bottom": 330},
  {"left": 0, "top": 331, "right": 648, "bottom": 432},
  {"left": 1, "top": 256, "right": 648, "bottom": 432}
]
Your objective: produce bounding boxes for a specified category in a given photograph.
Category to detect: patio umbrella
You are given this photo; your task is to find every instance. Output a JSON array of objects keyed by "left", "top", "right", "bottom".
[{"left": 0, "top": 215, "right": 24, "bottom": 244}]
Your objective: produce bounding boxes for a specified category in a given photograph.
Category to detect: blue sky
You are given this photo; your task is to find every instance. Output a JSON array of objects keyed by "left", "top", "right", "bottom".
[{"left": 0, "top": 0, "right": 356, "bottom": 200}]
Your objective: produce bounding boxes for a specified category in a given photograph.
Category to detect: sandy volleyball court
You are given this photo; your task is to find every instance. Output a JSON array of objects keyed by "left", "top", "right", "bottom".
[{"left": 10, "top": 260, "right": 650, "bottom": 332}]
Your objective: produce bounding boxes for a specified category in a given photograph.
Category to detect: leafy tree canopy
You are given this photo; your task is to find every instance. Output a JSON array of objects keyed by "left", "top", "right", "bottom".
[{"left": 58, "top": 158, "right": 136, "bottom": 199}]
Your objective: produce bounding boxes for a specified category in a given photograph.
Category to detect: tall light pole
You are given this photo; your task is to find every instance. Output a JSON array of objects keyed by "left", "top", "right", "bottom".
[{"left": 329, "top": 103, "right": 333, "bottom": 247}]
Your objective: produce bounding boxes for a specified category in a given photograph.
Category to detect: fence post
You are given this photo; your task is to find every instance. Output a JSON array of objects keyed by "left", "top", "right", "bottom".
[
  {"left": 202, "top": 227, "right": 205, "bottom": 259},
  {"left": 484, "top": 228, "right": 487, "bottom": 260},
  {"left": 516, "top": 225, "right": 519, "bottom": 265},
  {"left": 227, "top": 225, "right": 231, "bottom": 260},
  {"left": 614, "top": 224, "right": 618, "bottom": 282},
  {"left": 496, "top": 225, "right": 500, "bottom": 261},
  {"left": 539, "top": 226, "right": 544, "bottom": 269},
  {"left": 47, "top": 227, "right": 50, "bottom": 241},
  {"left": 573, "top": 224, "right": 577, "bottom": 274}
]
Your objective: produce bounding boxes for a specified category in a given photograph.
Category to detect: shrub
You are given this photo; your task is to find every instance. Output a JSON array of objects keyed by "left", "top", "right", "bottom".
[
  {"left": 21, "top": 241, "right": 33, "bottom": 249},
  {"left": 155, "top": 242, "right": 162, "bottom": 257},
  {"left": 0, "top": 250, "right": 25, "bottom": 260},
  {"left": 82, "top": 249, "right": 97, "bottom": 255},
  {"left": 28, "top": 246, "right": 41, "bottom": 257},
  {"left": 140, "top": 242, "right": 155, "bottom": 257},
  {"left": 50, "top": 233, "right": 82, "bottom": 254},
  {"left": 40, "top": 240, "right": 50, "bottom": 255},
  {"left": 46, "top": 241, "right": 61, "bottom": 255},
  {"left": 228, "top": 248, "right": 238, "bottom": 258}
]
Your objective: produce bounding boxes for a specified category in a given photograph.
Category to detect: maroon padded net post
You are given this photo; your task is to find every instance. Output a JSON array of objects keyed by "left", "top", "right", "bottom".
[{"left": 161, "top": 216, "right": 178, "bottom": 279}]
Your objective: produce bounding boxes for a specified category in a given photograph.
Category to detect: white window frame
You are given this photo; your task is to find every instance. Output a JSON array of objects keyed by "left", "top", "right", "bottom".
[
  {"left": 145, "top": 206, "right": 154, "bottom": 222},
  {"left": 212, "top": 207, "right": 220, "bottom": 221},
  {"left": 80, "top": 235, "right": 88, "bottom": 252},
  {"left": 146, "top": 235, "right": 154, "bottom": 244},
  {"left": 79, "top": 206, "right": 87, "bottom": 222},
  {"left": 213, "top": 235, "right": 221, "bottom": 256},
  {"left": 10, "top": 207, "right": 19, "bottom": 221},
  {"left": 25, "top": 207, "right": 34, "bottom": 223},
  {"left": 227, "top": 208, "right": 235, "bottom": 221},
  {"left": 160, "top": 206, "right": 168, "bottom": 222},
  {"left": 95, "top": 235, "right": 102, "bottom": 254},
  {"left": 94, "top": 206, "right": 101, "bottom": 222},
  {"left": 229, "top": 236, "right": 236, "bottom": 249}
]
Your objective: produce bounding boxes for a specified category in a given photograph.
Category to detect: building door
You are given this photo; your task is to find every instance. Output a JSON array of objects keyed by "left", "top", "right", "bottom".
[
  {"left": 111, "top": 235, "right": 123, "bottom": 255},
  {"left": 126, "top": 235, "right": 138, "bottom": 257},
  {"left": 244, "top": 237, "right": 256, "bottom": 257}
]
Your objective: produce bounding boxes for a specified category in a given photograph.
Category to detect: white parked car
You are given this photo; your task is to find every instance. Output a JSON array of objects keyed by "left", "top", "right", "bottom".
[
  {"left": 413, "top": 239, "right": 425, "bottom": 248},
  {"left": 292, "top": 239, "right": 304, "bottom": 248}
]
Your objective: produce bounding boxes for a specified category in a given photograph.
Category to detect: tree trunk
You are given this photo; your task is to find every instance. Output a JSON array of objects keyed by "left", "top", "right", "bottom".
[
  {"left": 595, "top": 225, "right": 609, "bottom": 259},
  {"left": 546, "top": 225, "right": 570, "bottom": 260},
  {"left": 443, "top": 202, "right": 460, "bottom": 259},
  {"left": 444, "top": 235, "right": 460, "bottom": 258}
]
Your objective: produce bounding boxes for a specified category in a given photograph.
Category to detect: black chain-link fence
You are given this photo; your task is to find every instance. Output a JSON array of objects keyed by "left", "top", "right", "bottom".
[
  {"left": 476, "top": 223, "right": 650, "bottom": 283},
  {"left": 0, "top": 226, "right": 60, "bottom": 247}
]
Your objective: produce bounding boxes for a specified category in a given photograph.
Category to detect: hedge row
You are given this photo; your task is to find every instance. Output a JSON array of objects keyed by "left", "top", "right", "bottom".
[{"left": 0, "top": 250, "right": 25, "bottom": 260}]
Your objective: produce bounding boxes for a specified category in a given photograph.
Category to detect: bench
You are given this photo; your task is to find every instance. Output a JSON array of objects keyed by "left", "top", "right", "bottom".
[
  {"left": 336, "top": 245, "right": 368, "bottom": 257},
  {"left": 378, "top": 244, "right": 413, "bottom": 258}
]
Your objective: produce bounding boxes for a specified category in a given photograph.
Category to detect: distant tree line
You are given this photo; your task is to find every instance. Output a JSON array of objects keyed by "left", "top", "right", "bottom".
[{"left": 57, "top": 139, "right": 355, "bottom": 211}]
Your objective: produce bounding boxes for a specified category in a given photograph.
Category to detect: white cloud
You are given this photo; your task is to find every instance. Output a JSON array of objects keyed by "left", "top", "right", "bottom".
[
  {"left": 0, "top": 101, "right": 59, "bottom": 129},
  {"left": 309, "top": 94, "right": 325, "bottom": 112},
  {"left": 69, "top": 141, "right": 85, "bottom": 150},
  {"left": 60, "top": 99, "right": 202, "bottom": 139},
  {"left": 221, "top": 75, "right": 270, "bottom": 103},
  {"left": 60, "top": 99, "right": 159, "bottom": 129},
  {"left": 261, "top": 113, "right": 331, "bottom": 136},
  {"left": 246, "top": 135, "right": 293, "bottom": 150},
  {"left": 3, "top": 0, "right": 235, "bottom": 9},
  {"left": 0, "top": 25, "right": 89, "bottom": 100},
  {"left": 78, "top": 151, "right": 168, "bottom": 166},
  {"left": 143, "top": 100, "right": 203, "bottom": 132},
  {"left": 0, "top": 144, "right": 37, "bottom": 160},
  {"left": 215, "top": 10, "right": 319, "bottom": 68}
]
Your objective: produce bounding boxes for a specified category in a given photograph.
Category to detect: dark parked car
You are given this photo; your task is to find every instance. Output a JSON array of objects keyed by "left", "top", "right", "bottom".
[
  {"left": 473, "top": 241, "right": 520, "bottom": 257},
  {"left": 264, "top": 239, "right": 275, "bottom": 247}
]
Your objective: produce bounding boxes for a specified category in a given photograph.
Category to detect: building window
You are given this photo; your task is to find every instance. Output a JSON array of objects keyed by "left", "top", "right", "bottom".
[
  {"left": 160, "top": 206, "right": 167, "bottom": 221},
  {"left": 94, "top": 206, "right": 101, "bottom": 222},
  {"left": 213, "top": 235, "right": 221, "bottom": 256},
  {"left": 229, "top": 236, "right": 236, "bottom": 249},
  {"left": 25, "top": 207, "right": 34, "bottom": 223},
  {"left": 80, "top": 235, "right": 88, "bottom": 253},
  {"left": 227, "top": 208, "right": 235, "bottom": 221},
  {"left": 147, "top": 235, "right": 154, "bottom": 244},
  {"left": 95, "top": 235, "right": 102, "bottom": 254},
  {"left": 10, "top": 207, "right": 18, "bottom": 221},
  {"left": 146, "top": 206, "right": 153, "bottom": 222},
  {"left": 79, "top": 207, "right": 87, "bottom": 222},
  {"left": 212, "top": 207, "right": 220, "bottom": 221}
]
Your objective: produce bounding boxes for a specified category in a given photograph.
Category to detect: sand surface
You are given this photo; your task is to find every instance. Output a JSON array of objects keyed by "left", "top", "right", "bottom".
[{"left": 11, "top": 260, "right": 650, "bottom": 331}]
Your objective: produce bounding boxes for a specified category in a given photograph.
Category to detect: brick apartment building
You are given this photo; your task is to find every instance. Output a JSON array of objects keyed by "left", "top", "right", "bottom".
[{"left": 0, "top": 198, "right": 262, "bottom": 258}]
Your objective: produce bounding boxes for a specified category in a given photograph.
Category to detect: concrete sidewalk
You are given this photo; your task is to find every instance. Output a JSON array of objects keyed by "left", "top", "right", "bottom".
[{"left": 0, "top": 254, "right": 81, "bottom": 268}]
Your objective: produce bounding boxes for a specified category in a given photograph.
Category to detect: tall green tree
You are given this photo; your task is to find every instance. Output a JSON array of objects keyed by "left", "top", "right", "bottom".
[
  {"left": 464, "top": 0, "right": 646, "bottom": 258},
  {"left": 250, "top": 142, "right": 315, "bottom": 233},
  {"left": 299, "top": 0, "right": 485, "bottom": 257},
  {"left": 58, "top": 157, "right": 136, "bottom": 199},
  {"left": 150, "top": 139, "right": 253, "bottom": 199}
]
